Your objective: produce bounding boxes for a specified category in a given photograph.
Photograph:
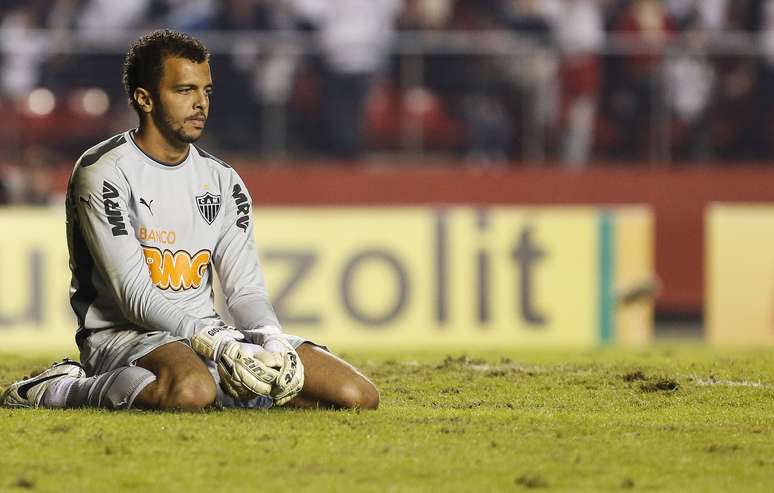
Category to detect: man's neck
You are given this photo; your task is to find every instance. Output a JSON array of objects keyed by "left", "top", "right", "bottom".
[{"left": 133, "top": 126, "right": 189, "bottom": 165}]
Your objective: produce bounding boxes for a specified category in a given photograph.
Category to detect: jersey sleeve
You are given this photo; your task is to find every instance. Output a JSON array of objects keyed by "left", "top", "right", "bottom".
[
  {"left": 71, "top": 159, "right": 206, "bottom": 338},
  {"left": 213, "top": 171, "right": 282, "bottom": 331}
]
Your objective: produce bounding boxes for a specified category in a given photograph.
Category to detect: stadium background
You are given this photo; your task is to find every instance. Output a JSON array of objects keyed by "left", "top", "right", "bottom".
[{"left": 1, "top": 0, "right": 773, "bottom": 348}]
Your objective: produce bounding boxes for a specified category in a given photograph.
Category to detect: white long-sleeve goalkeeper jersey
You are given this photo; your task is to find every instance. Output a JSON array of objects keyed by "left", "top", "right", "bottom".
[{"left": 66, "top": 130, "right": 281, "bottom": 345}]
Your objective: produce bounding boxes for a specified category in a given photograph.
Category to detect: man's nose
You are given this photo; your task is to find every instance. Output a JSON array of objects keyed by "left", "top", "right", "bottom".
[{"left": 194, "top": 91, "right": 208, "bottom": 110}]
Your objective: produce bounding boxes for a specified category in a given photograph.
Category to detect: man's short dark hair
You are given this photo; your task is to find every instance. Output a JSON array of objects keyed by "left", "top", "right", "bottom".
[{"left": 122, "top": 29, "right": 210, "bottom": 116}]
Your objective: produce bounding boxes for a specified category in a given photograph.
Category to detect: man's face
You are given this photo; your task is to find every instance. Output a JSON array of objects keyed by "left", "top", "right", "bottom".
[{"left": 151, "top": 57, "right": 212, "bottom": 145}]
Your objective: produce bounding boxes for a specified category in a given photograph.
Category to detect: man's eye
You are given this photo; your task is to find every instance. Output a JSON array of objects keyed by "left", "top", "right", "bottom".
[{"left": 179, "top": 88, "right": 192, "bottom": 94}]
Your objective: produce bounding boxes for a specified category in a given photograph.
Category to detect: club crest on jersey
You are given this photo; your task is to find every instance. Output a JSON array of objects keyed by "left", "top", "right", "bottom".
[{"left": 195, "top": 192, "right": 221, "bottom": 225}]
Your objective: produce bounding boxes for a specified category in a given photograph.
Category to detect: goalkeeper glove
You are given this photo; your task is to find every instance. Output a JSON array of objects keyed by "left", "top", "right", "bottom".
[
  {"left": 217, "top": 342, "right": 283, "bottom": 401},
  {"left": 190, "top": 325, "right": 243, "bottom": 362},
  {"left": 191, "top": 325, "right": 282, "bottom": 401},
  {"left": 240, "top": 326, "right": 305, "bottom": 406}
]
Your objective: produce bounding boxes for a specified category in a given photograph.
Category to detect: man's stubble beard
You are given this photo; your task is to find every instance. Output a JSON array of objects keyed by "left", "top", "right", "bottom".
[{"left": 151, "top": 100, "right": 203, "bottom": 145}]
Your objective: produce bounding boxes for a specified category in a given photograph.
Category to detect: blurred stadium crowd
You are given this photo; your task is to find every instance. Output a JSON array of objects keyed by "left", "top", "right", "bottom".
[{"left": 1, "top": 0, "right": 774, "bottom": 205}]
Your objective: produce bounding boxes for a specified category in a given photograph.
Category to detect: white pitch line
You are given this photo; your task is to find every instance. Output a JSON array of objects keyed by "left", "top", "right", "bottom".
[
  {"left": 397, "top": 361, "right": 774, "bottom": 388},
  {"left": 687, "top": 375, "right": 773, "bottom": 389}
]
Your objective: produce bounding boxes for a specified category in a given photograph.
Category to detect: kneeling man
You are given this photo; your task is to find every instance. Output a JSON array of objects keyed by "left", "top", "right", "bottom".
[{"left": 1, "top": 29, "right": 378, "bottom": 411}]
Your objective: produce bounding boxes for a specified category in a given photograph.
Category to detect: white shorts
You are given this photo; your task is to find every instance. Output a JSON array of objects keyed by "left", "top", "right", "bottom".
[{"left": 77, "top": 327, "right": 319, "bottom": 409}]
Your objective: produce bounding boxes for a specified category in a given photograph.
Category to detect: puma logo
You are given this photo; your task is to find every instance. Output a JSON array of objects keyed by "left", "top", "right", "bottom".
[{"left": 140, "top": 197, "right": 154, "bottom": 215}]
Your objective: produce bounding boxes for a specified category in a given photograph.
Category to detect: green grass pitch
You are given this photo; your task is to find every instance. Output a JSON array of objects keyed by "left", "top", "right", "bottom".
[{"left": 2, "top": 346, "right": 774, "bottom": 492}]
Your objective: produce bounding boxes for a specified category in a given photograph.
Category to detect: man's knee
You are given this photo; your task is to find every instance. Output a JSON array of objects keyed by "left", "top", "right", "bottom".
[
  {"left": 160, "top": 374, "right": 216, "bottom": 410},
  {"left": 339, "top": 379, "right": 379, "bottom": 410},
  {"left": 136, "top": 341, "right": 216, "bottom": 410}
]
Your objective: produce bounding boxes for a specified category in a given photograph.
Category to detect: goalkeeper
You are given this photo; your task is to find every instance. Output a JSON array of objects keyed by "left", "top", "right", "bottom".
[{"left": 1, "top": 30, "right": 378, "bottom": 411}]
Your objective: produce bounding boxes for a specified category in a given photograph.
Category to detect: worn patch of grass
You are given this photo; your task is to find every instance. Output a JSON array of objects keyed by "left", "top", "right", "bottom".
[{"left": 2, "top": 346, "right": 774, "bottom": 492}]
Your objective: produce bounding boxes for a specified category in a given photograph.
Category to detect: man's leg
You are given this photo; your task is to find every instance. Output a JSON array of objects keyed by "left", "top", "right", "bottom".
[
  {"left": 287, "top": 343, "right": 379, "bottom": 410},
  {"left": 132, "top": 341, "right": 216, "bottom": 410},
  {"left": 11, "top": 341, "right": 216, "bottom": 410}
]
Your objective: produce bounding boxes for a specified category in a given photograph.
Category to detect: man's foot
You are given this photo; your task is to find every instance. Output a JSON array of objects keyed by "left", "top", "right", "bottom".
[{"left": 1, "top": 359, "right": 85, "bottom": 408}]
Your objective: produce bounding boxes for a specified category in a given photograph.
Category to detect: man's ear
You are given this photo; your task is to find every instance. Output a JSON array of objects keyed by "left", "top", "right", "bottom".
[{"left": 134, "top": 88, "right": 153, "bottom": 113}]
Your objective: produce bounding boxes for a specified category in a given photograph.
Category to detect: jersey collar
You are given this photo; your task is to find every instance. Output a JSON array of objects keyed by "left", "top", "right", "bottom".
[{"left": 127, "top": 129, "right": 192, "bottom": 170}]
